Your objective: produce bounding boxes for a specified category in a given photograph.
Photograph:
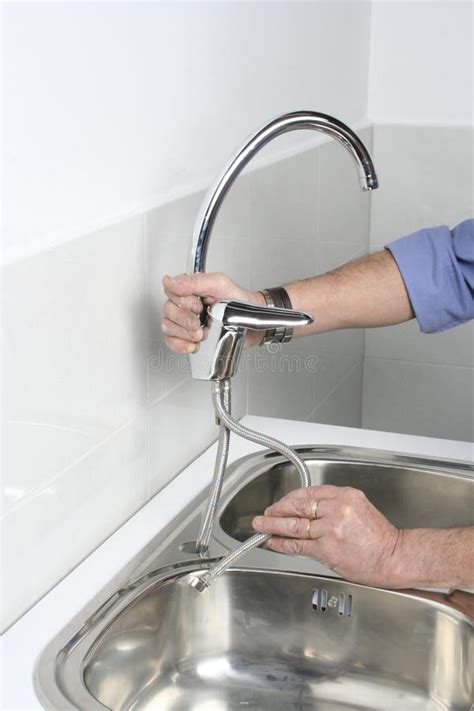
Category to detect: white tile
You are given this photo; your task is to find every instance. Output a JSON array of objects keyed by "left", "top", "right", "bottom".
[
  {"left": 362, "top": 357, "right": 474, "bottom": 442},
  {"left": 248, "top": 338, "right": 318, "bottom": 421},
  {"left": 249, "top": 148, "right": 319, "bottom": 242},
  {"left": 312, "top": 329, "right": 365, "bottom": 404},
  {"left": 2, "top": 216, "right": 147, "bottom": 513},
  {"left": 318, "top": 241, "right": 367, "bottom": 274},
  {"left": 309, "top": 363, "right": 363, "bottom": 429},
  {"left": 147, "top": 339, "right": 191, "bottom": 404},
  {"left": 318, "top": 125, "right": 372, "bottom": 251},
  {"left": 249, "top": 237, "right": 318, "bottom": 291},
  {"left": 146, "top": 194, "right": 202, "bottom": 341},
  {"left": 368, "top": 242, "right": 387, "bottom": 254},
  {"left": 370, "top": 125, "right": 474, "bottom": 244},
  {"left": 205, "top": 236, "right": 249, "bottom": 290},
  {"left": 147, "top": 378, "right": 218, "bottom": 497},
  {"left": 146, "top": 190, "right": 205, "bottom": 244},
  {"left": 365, "top": 319, "right": 474, "bottom": 369},
  {"left": 1, "top": 417, "right": 147, "bottom": 631}
]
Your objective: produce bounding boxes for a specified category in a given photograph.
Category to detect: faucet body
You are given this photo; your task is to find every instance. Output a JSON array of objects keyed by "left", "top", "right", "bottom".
[
  {"left": 185, "top": 110, "right": 378, "bottom": 589},
  {"left": 191, "top": 299, "right": 313, "bottom": 381}
]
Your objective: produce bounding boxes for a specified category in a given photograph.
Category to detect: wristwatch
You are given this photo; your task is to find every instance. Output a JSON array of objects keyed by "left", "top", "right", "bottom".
[{"left": 258, "top": 286, "right": 294, "bottom": 345}]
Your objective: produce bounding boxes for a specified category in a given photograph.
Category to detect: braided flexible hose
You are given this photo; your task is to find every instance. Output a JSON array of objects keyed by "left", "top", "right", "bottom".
[
  {"left": 190, "top": 378, "right": 311, "bottom": 592},
  {"left": 195, "top": 385, "right": 231, "bottom": 555}
]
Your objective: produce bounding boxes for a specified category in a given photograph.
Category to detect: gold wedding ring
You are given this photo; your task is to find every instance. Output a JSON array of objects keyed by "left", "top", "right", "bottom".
[
  {"left": 310, "top": 500, "right": 320, "bottom": 520},
  {"left": 304, "top": 519, "right": 312, "bottom": 540}
]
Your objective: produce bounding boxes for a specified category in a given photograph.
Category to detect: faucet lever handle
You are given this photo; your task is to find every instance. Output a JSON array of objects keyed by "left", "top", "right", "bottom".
[{"left": 209, "top": 299, "right": 314, "bottom": 331}]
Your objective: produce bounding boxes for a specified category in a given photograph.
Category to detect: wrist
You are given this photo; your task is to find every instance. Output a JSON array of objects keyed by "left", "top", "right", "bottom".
[
  {"left": 252, "top": 290, "right": 268, "bottom": 307},
  {"left": 383, "top": 528, "right": 410, "bottom": 588}
]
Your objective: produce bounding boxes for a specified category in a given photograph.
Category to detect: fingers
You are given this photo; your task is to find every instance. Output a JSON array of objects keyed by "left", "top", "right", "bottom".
[
  {"left": 163, "top": 272, "right": 233, "bottom": 300},
  {"left": 166, "top": 291, "right": 203, "bottom": 314},
  {"left": 264, "top": 485, "right": 340, "bottom": 519},
  {"left": 264, "top": 536, "right": 319, "bottom": 557},
  {"left": 253, "top": 515, "right": 325, "bottom": 540},
  {"left": 164, "top": 336, "right": 198, "bottom": 354},
  {"left": 161, "top": 318, "right": 203, "bottom": 344},
  {"left": 163, "top": 300, "right": 202, "bottom": 332},
  {"left": 162, "top": 272, "right": 259, "bottom": 355}
]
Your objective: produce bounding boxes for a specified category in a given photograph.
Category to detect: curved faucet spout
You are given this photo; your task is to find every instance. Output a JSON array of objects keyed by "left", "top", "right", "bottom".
[{"left": 188, "top": 110, "right": 378, "bottom": 275}]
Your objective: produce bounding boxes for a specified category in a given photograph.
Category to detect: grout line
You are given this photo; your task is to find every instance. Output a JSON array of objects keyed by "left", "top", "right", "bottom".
[
  {"left": 3, "top": 122, "right": 375, "bottom": 267},
  {"left": 246, "top": 177, "right": 251, "bottom": 417},
  {"left": 2, "top": 413, "right": 144, "bottom": 519},
  {"left": 307, "top": 361, "right": 362, "bottom": 422},
  {"left": 363, "top": 355, "right": 474, "bottom": 371},
  {"left": 366, "top": 0, "right": 375, "bottom": 124},
  {"left": 360, "top": 343, "right": 367, "bottom": 429},
  {"left": 360, "top": 123, "right": 372, "bottom": 428},
  {"left": 367, "top": 122, "right": 375, "bottom": 248},
  {"left": 143, "top": 212, "right": 151, "bottom": 501},
  {"left": 371, "top": 119, "right": 474, "bottom": 129},
  {"left": 147, "top": 375, "right": 191, "bottom": 409},
  {"left": 315, "top": 137, "right": 322, "bottom": 276}
]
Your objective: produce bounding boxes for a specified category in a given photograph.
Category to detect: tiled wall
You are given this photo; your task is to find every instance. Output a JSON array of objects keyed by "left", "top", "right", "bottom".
[
  {"left": 2, "top": 218, "right": 149, "bottom": 631},
  {"left": 2, "top": 128, "right": 371, "bottom": 631},
  {"left": 362, "top": 124, "right": 474, "bottom": 441}
]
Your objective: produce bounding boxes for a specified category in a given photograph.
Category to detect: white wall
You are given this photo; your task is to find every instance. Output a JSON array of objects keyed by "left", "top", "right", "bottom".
[
  {"left": 369, "top": 0, "right": 473, "bottom": 125},
  {"left": 3, "top": 0, "right": 371, "bottom": 263}
]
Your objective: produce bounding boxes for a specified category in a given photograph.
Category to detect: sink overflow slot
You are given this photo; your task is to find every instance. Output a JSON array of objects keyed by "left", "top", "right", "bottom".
[{"left": 312, "top": 588, "right": 352, "bottom": 617}]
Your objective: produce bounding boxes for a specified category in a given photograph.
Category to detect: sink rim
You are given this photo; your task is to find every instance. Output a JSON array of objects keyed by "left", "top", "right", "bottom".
[{"left": 33, "top": 444, "right": 474, "bottom": 710}]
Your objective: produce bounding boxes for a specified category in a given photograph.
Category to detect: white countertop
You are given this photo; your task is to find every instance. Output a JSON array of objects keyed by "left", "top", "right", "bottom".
[{"left": 2, "top": 416, "right": 473, "bottom": 710}]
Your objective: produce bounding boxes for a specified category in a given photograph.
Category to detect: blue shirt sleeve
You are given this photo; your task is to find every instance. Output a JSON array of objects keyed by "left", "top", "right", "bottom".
[{"left": 385, "top": 219, "right": 474, "bottom": 333}]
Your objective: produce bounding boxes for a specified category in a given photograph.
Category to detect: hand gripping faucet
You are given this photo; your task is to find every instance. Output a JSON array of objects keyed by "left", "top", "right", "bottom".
[{"left": 186, "top": 111, "right": 378, "bottom": 591}]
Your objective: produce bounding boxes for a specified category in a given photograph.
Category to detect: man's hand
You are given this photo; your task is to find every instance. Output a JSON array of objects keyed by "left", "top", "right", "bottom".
[
  {"left": 162, "top": 272, "right": 265, "bottom": 353},
  {"left": 252, "top": 485, "right": 401, "bottom": 587}
]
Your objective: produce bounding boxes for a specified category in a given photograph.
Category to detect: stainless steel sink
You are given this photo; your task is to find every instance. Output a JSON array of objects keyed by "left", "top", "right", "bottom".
[{"left": 34, "top": 446, "right": 474, "bottom": 710}]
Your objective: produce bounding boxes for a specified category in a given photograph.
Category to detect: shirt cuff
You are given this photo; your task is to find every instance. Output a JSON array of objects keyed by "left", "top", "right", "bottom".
[{"left": 385, "top": 226, "right": 464, "bottom": 334}]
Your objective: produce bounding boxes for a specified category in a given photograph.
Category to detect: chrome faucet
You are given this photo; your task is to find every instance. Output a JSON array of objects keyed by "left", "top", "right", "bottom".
[
  {"left": 185, "top": 111, "right": 378, "bottom": 591},
  {"left": 188, "top": 110, "right": 378, "bottom": 280},
  {"left": 188, "top": 110, "right": 377, "bottom": 380}
]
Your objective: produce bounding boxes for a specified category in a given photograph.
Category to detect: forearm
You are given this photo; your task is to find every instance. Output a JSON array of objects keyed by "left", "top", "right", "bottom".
[
  {"left": 390, "top": 527, "right": 474, "bottom": 589},
  {"left": 284, "top": 250, "right": 415, "bottom": 338}
]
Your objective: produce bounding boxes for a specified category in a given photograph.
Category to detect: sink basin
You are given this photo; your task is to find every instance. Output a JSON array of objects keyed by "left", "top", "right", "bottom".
[
  {"left": 34, "top": 445, "right": 473, "bottom": 710},
  {"left": 83, "top": 569, "right": 472, "bottom": 711},
  {"left": 218, "top": 446, "right": 474, "bottom": 542}
]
